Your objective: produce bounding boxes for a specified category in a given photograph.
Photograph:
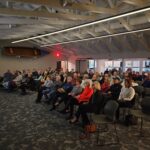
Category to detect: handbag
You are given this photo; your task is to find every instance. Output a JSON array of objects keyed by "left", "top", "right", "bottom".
[{"left": 84, "top": 123, "right": 97, "bottom": 133}]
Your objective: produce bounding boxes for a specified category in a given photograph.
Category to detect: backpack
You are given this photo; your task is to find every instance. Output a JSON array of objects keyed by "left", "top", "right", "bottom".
[{"left": 124, "top": 114, "right": 138, "bottom": 126}]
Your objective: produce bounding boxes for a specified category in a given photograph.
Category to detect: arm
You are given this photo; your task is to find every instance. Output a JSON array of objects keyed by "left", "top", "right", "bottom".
[{"left": 78, "top": 89, "right": 93, "bottom": 102}]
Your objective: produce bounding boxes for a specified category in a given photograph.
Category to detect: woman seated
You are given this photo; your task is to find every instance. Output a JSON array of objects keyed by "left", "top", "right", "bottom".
[
  {"left": 116, "top": 79, "right": 135, "bottom": 119},
  {"left": 100, "top": 72, "right": 110, "bottom": 93},
  {"left": 59, "top": 78, "right": 83, "bottom": 114},
  {"left": 69, "top": 81, "right": 104, "bottom": 125},
  {"left": 66, "top": 79, "right": 93, "bottom": 120}
]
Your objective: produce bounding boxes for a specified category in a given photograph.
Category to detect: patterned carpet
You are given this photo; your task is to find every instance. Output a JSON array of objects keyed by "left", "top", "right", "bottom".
[{"left": 0, "top": 90, "right": 150, "bottom": 150}]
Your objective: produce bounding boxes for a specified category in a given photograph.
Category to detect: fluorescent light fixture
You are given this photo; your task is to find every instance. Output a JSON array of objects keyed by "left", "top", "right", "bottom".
[
  {"left": 12, "top": 6, "right": 150, "bottom": 44},
  {"left": 41, "top": 28, "right": 150, "bottom": 47}
]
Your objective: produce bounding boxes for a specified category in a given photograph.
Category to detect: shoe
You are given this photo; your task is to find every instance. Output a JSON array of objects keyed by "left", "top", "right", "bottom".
[
  {"left": 69, "top": 117, "right": 78, "bottom": 124},
  {"left": 59, "top": 109, "right": 70, "bottom": 114}
]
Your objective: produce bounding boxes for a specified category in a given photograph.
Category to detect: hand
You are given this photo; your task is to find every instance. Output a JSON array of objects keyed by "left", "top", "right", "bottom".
[
  {"left": 75, "top": 95, "right": 80, "bottom": 99},
  {"left": 108, "top": 91, "right": 111, "bottom": 94}
]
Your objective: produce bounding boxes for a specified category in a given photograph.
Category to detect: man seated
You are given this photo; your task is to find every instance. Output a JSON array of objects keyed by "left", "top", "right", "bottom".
[
  {"left": 7, "top": 71, "right": 22, "bottom": 91},
  {"left": 43, "top": 75, "right": 62, "bottom": 102},
  {"left": 20, "top": 73, "right": 35, "bottom": 95},
  {"left": 2, "top": 70, "right": 14, "bottom": 89},
  {"left": 49, "top": 76, "right": 73, "bottom": 111},
  {"left": 105, "top": 77, "right": 122, "bottom": 101},
  {"left": 142, "top": 73, "right": 150, "bottom": 88},
  {"left": 35, "top": 75, "right": 53, "bottom": 103},
  {"left": 59, "top": 78, "right": 83, "bottom": 114}
]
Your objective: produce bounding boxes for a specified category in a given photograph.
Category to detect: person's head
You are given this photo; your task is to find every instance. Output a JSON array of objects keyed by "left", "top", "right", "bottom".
[
  {"left": 92, "top": 74, "right": 97, "bottom": 81},
  {"left": 73, "top": 72, "right": 78, "bottom": 79},
  {"left": 112, "top": 70, "right": 118, "bottom": 76},
  {"left": 83, "top": 74, "right": 89, "bottom": 80},
  {"left": 75, "top": 78, "right": 82, "bottom": 86},
  {"left": 67, "top": 76, "right": 72, "bottom": 83},
  {"left": 93, "top": 81, "right": 101, "bottom": 91},
  {"left": 46, "top": 75, "right": 51, "bottom": 80},
  {"left": 113, "top": 77, "right": 120, "bottom": 84},
  {"left": 77, "top": 72, "right": 81, "bottom": 77},
  {"left": 125, "top": 79, "right": 132, "bottom": 88},
  {"left": 124, "top": 72, "right": 129, "bottom": 79},
  {"left": 104, "top": 72, "right": 109, "bottom": 81},
  {"left": 7, "top": 69, "right": 11, "bottom": 73},
  {"left": 84, "top": 80, "right": 90, "bottom": 87},
  {"left": 56, "top": 75, "right": 61, "bottom": 82}
]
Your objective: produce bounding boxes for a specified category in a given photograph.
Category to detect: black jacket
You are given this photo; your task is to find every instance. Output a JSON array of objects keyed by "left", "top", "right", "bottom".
[
  {"left": 108, "top": 83, "right": 122, "bottom": 100},
  {"left": 89, "top": 90, "right": 104, "bottom": 114}
]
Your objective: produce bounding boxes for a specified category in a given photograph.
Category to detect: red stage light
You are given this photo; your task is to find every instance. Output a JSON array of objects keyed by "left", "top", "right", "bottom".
[{"left": 56, "top": 52, "right": 60, "bottom": 57}]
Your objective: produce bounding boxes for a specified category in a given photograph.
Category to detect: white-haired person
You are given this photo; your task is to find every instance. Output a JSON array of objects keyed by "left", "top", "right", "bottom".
[{"left": 66, "top": 79, "right": 93, "bottom": 120}]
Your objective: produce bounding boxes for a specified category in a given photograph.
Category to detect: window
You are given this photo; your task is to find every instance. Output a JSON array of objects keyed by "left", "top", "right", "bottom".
[
  {"left": 105, "top": 61, "right": 113, "bottom": 68},
  {"left": 114, "top": 61, "right": 121, "bottom": 68},
  {"left": 88, "top": 60, "right": 96, "bottom": 69},
  {"left": 125, "top": 61, "right": 132, "bottom": 67},
  {"left": 133, "top": 61, "right": 140, "bottom": 67},
  {"left": 143, "top": 60, "right": 150, "bottom": 68}
]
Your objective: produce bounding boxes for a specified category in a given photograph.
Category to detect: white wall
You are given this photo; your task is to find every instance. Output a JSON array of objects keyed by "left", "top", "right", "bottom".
[
  {"left": 0, "top": 52, "right": 57, "bottom": 75},
  {"left": 61, "top": 58, "right": 76, "bottom": 72},
  {"left": 95, "top": 59, "right": 107, "bottom": 73}
]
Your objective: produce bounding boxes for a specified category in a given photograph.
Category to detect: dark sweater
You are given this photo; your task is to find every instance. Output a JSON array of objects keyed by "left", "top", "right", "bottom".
[
  {"left": 89, "top": 90, "right": 104, "bottom": 114},
  {"left": 108, "top": 83, "right": 122, "bottom": 100}
]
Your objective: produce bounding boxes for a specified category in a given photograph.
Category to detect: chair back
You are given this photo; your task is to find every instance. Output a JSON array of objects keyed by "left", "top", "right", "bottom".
[
  {"left": 144, "top": 88, "right": 150, "bottom": 97},
  {"left": 141, "top": 96, "right": 150, "bottom": 115},
  {"left": 104, "top": 100, "right": 119, "bottom": 122},
  {"left": 133, "top": 86, "right": 144, "bottom": 97},
  {"left": 133, "top": 93, "right": 140, "bottom": 109}
]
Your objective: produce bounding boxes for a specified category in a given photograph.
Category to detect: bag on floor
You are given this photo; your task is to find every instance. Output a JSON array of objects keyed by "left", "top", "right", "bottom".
[{"left": 84, "top": 123, "right": 97, "bottom": 133}]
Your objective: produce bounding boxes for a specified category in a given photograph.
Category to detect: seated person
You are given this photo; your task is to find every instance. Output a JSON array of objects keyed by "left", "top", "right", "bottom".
[
  {"left": 20, "top": 73, "right": 35, "bottom": 95},
  {"left": 105, "top": 77, "right": 122, "bottom": 101},
  {"left": 35, "top": 75, "right": 53, "bottom": 103},
  {"left": 59, "top": 78, "right": 83, "bottom": 113},
  {"left": 142, "top": 73, "right": 150, "bottom": 88},
  {"left": 43, "top": 75, "right": 62, "bottom": 102},
  {"left": 2, "top": 70, "right": 14, "bottom": 89},
  {"left": 7, "top": 71, "right": 22, "bottom": 91},
  {"left": 69, "top": 81, "right": 104, "bottom": 138},
  {"left": 100, "top": 72, "right": 110, "bottom": 93},
  {"left": 49, "top": 76, "right": 73, "bottom": 110},
  {"left": 92, "top": 74, "right": 99, "bottom": 82},
  {"left": 110, "top": 70, "right": 121, "bottom": 85},
  {"left": 65, "top": 79, "right": 93, "bottom": 119},
  {"left": 116, "top": 79, "right": 135, "bottom": 119}
]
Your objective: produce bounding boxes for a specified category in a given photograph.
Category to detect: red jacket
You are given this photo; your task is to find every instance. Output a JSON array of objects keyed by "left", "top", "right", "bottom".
[
  {"left": 77, "top": 86, "right": 93, "bottom": 103},
  {"left": 101, "top": 81, "right": 110, "bottom": 93}
]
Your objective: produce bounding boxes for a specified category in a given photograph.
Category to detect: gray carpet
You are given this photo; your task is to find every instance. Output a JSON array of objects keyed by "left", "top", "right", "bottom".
[{"left": 0, "top": 90, "right": 150, "bottom": 150}]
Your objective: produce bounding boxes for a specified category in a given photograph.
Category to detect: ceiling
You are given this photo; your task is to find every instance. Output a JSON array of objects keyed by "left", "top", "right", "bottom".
[{"left": 0, "top": 0, "right": 150, "bottom": 59}]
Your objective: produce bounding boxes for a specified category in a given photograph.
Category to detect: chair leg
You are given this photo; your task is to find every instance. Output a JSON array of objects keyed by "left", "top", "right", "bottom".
[
  {"left": 140, "top": 117, "right": 143, "bottom": 136},
  {"left": 114, "top": 123, "right": 119, "bottom": 144},
  {"left": 96, "top": 129, "right": 100, "bottom": 145}
]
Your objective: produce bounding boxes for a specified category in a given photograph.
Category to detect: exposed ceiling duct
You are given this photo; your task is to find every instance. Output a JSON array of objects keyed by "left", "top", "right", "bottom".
[{"left": 0, "top": 0, "right": 149, "bottom": 59}]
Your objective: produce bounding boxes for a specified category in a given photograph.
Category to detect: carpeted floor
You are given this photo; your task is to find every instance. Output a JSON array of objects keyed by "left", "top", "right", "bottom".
[{"left": 0, "top": 90, "right": 150, "bottom": 150}]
